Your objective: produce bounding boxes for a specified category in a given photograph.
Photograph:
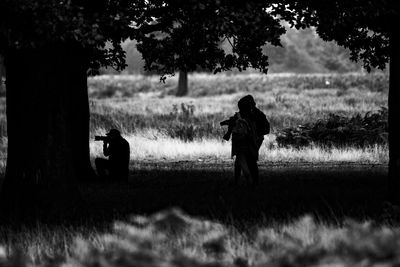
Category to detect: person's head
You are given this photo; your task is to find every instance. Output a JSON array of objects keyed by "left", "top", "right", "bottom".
[
  {"left": 238, "top": 95, "right": 255, "bottom": 116},
  {"left": 106, "top": 128, "right": 121, "bottom": 140},
  {"left": 242, "top": 95, "right": 256, "bottom": 108}
]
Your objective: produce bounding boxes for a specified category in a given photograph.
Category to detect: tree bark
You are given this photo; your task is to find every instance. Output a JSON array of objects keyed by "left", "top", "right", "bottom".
[
  {"left": 388, "top": 26, "right": 400, "bottom": 202},
  {"left": 1, "top": 44, "right": 94, "bottom": 219},
  {"left": 176, "top": 70, "right": 188, "bottom": 97},
  {"left": 0, "top": 54, "right": 4, "bottom": 94}
]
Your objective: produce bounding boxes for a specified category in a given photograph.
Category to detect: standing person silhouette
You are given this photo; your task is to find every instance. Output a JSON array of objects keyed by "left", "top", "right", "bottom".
[
  {"left": 95, "top": 129, "right": 130, "bottom": 182},
  {"left": 220, "top": 95, "right": 270, "bottom": 185}
]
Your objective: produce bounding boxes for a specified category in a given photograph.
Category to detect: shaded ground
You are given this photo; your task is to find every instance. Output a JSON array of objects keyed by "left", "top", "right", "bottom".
[{"left": 81, "top": 161, "right": 389, "bottom": 226}]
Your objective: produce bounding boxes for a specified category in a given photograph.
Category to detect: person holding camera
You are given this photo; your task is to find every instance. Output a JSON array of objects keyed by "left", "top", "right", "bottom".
[
  {"left": 220, "top": 95, "right": 270, "bottom": 186},
  {"left": 95, "top": 129, "right": 130, "bottom": 181}
]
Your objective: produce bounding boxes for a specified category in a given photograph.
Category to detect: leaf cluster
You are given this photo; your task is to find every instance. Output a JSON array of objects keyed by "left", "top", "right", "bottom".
[
  {"left": 0, "top": 0, "right": 141, "bottom": 72},
  {"left": 284, "top": 0, "right": 398, "bottom": 71},
  {"left": 135, "top": 1, "right": 286, "bottom": 77},
  {"left": 0, "top": 0, "right": 397, "bottom": 74}
]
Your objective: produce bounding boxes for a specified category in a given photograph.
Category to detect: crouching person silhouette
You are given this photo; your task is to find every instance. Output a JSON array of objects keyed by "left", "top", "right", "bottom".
[{"left": 95, "top": 129, "right": 130, "bottom": 182}]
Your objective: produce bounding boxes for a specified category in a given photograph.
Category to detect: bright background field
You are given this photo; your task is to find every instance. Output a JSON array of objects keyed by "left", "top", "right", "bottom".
[
  {"left": 87, "top": 72, "right": 388, "bottom": 165},
  {"left": 0, "top": 72, "right": 389, "bottom": 172}
]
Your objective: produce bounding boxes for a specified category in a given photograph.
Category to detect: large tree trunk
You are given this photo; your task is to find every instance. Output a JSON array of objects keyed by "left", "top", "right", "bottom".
[
  {"left": 1, "top": 44, "right": 94, "bottom": 219},
  {"left": 0, "top": 54, "right": 4, "bottom": 94},
  {"left": 176, "top": 70, "right": 188, "bottom": 97},
  {"left": 388, "top": 28, "right": 400, "bottom": 202}
]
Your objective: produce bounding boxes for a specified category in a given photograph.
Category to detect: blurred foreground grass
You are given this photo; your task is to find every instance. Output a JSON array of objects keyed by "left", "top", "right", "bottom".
[{"left": 2, "top": 208, "right": 400, "bottom": 267}]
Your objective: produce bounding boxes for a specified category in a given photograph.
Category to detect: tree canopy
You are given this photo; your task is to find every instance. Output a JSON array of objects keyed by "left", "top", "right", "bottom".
[
  {"left": 1, "top": 1, "right": 395, "bottom": 75},
  {"left": 0, "top": 1, "right": 289, "bottom": 77},
  {"left": 282, "top": 0, "right": 396, "bottom": 71},
  {"left": 0, "top": 0, "right": 138, "bottom": 72},
  {"left": 134, "top": 1, "right": 286, "bottom": 76}
]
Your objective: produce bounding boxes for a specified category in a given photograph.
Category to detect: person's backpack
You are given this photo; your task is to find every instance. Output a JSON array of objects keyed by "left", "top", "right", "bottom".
[
  {"left": 256, "top": 110, "right": 270, "bottom": 135},
  {"left": 262, "top": 117, "right": 270, "bottom": 135},
  {"left": 232, "top": 113, "right": 250, "bottom": 141}
]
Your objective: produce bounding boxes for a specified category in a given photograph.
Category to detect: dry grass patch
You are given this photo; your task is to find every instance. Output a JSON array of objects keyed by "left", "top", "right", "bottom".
[{"left": 90, "top": 130, "right": 388, "bottom": 164}]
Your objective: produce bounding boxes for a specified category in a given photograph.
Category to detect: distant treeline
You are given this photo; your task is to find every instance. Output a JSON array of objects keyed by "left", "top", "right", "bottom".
[
  {"left": 0, "top": 28, "right": 382, "bottom": 82},
  {"left": 0, "top": 27, "right": 382, "bottom": 80},
  {"left": 101, "top": 27, "right": 373, "bottom": 75},
  {"left": 263, "top": 27, "right": 363, "bottom": 73}
]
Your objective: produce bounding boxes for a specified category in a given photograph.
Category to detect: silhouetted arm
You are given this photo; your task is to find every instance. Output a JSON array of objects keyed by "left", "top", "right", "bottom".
[{"left": 221, "top": 113, "right": 238, "bottom": 141}]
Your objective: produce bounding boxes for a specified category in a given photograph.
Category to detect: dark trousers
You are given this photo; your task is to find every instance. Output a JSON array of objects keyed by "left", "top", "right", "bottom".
[
  {"left": 95, "top": 158, "right": 128, "bottom": 181},
  {"left": 234, "top": 152, "right": 259, "bottom": 185}
]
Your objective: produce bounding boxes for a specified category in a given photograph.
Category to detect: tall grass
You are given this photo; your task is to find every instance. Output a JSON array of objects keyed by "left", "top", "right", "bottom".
[
  {"left": 90, "top": 130, "right": 388, "bottom": 164},
  {"left": 89, "top": 86, "right": 387, "bottom": 136}
]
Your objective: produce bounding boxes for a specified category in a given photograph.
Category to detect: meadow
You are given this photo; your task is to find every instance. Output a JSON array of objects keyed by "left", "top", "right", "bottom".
[
  {"left": 0, "top": 72, "right": 389, "bottom": 172},
  {"left": 87, "top": 72, "right": 388, "bottom": 164},
  {"left": 0, "top": 72, "right": 394, "bottom": 266}
]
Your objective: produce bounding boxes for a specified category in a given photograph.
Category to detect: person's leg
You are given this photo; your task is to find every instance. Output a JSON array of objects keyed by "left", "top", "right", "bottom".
[
  {"left": 234, "top": 156, "right": 241, "bottom": 184},
  {"left": 108, "top": 162, "right": 129, "bottom": 182},
  {"left": 112, "top": 168, "right": 128, "bottom": 182},
  {"left": 121, "top": 167, "right": 129, "bottom": 182},
  {"left": 236, "top": 153, "right": 252, "bottom": 184},
  {"left": 95, "top": 158, "right": 109, "bottom": 179},
  {"left": 247, "top": 156, "right": 259, "bottom": 186}
]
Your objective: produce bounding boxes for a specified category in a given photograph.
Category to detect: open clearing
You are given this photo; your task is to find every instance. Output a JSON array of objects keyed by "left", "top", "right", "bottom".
[{"left": 80, "top": 160, "right": 389, "bottom": 225}]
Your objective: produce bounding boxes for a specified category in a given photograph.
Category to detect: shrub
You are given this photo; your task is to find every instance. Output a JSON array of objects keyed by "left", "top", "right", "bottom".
[
  {"left": 276, "top": 108, "right": 388, "bottom": 148},
  {"left": 166, "top": 123, "right": 196, "bottom": 142}
]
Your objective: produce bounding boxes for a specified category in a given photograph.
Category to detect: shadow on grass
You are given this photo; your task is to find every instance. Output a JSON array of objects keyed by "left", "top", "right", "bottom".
[{"left": 81, "top": 161, "right": 389, "bottom": 226}]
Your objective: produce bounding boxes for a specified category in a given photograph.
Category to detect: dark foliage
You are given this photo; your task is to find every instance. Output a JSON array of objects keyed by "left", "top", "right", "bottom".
[
  {"left": 276, "top": 108, "right": 388, "bottom": 148},
  {"left": 283, "top": 0, "right": 396, "bottom": 72},
  {"left": 135, "top": 1, "right": 285, "bottom": 77}
]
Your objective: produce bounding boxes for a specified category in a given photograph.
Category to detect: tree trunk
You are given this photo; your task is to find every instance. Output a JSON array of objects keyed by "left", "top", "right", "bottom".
[
  {"left": 0, "top": 54, "right": 4, "bottom": 94},
  {"left": 1, "top": 45, "right": 94, "bottom": 219},
  {"left": 176, "top": 70, "right": 188, "bottom": 97},
  {"left": 388, "top": 27, "right": 400, "bottom": 202}
]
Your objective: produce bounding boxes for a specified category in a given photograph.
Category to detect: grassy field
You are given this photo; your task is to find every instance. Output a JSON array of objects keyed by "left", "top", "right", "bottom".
[
  {"left": 88, "top": 72, "right": 388, "bottom": 165},
  {"left": 89, "top": 73, "right": 388, "bottom": 134},
  {"left": 0, "top": 72, "right": 389, "bottom": 173},
  {"left": 0, "top": 72, "right": 394, "bottom": 266}
]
